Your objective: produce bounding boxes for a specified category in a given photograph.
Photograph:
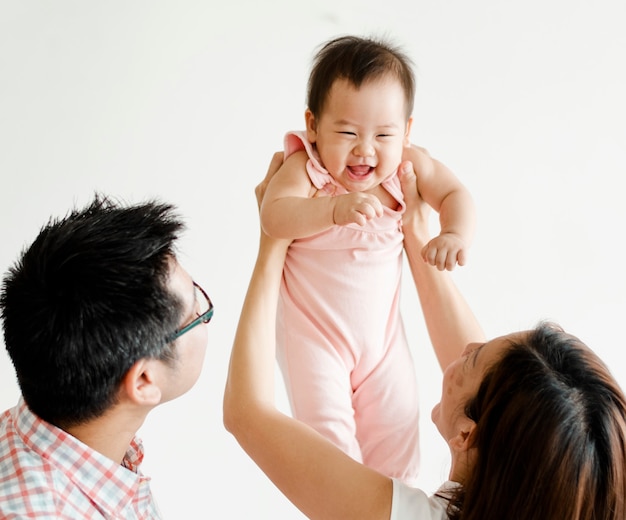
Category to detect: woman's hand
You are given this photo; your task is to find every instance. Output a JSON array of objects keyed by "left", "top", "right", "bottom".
[
  {"left": 398, "top": 158, "right": 432, "bottom": 250},
  {"left": 255, "top": 151, "right": 285, "bottom": 210}
]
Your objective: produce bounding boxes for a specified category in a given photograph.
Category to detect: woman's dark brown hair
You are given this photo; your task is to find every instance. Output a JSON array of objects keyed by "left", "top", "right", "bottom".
[{"left": 443, "top": 322, "right": 626, "bottom": 519}]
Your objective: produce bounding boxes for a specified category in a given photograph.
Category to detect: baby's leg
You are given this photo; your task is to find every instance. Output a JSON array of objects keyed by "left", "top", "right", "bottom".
[
  {"left": 351, "top": 329, "right": 420, "bottom": 485},
  {"left": 276, "top": 331, "right": 363, "bottom": 463}
]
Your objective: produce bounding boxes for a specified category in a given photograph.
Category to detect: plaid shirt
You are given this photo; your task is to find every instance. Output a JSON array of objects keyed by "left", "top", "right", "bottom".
[{"left": 0, "top": 398, "right": 162, "bottom": 519}]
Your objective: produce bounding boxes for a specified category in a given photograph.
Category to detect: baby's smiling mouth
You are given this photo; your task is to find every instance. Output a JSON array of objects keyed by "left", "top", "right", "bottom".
[{"left": 348, "top": 165, "right": 374, "bottom": 177}]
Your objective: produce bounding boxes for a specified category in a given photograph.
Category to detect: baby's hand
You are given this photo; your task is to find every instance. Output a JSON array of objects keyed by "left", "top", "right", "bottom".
[
  {"left": 421, "top": 232, "right": 468, "bottom": 271},
  {"left": 332, "top": 192, "right": 384, "bottom": 226}
]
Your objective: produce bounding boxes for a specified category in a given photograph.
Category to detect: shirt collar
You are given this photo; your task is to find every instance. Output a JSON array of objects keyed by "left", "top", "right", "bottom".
[{"left": 13, "top": 397, "right": 151, "bottom": 516}]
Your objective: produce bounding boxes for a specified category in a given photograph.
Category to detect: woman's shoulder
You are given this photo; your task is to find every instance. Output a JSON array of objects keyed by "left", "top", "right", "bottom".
[{"left": 390, "top": 479, "right": 459, "bottom": 520}]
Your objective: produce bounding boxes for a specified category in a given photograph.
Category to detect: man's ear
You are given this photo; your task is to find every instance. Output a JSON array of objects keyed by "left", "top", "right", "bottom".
[
  {"left": 305, "top": 109, "right": 318, "bottom": 143},
  {"left": 404, "top": 117, "right": 413, "bottom": 147},
  {"left": 121, "top": 358, "right": 162, "bottom": 406}
]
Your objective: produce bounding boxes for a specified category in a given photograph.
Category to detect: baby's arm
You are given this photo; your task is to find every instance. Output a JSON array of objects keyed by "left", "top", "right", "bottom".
[
  {"left": 403, "top": 145, "right": 476, "bottom": 271},
  {"left": 260, "top": 150, "right": 384, "bottom": 240}
]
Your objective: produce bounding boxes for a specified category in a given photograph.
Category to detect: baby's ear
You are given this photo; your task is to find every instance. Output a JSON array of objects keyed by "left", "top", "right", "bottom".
[
  {"left": 404, "top": 117, "right": 413, "bottom": 146},
  {"left": 305, "top": 109, "right": 318, "bottom": 143}
]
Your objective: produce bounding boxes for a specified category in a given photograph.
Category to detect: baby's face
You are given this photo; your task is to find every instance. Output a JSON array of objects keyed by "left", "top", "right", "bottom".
[{"left": 306, "top": 76, "right": 411, "bottom": 193}]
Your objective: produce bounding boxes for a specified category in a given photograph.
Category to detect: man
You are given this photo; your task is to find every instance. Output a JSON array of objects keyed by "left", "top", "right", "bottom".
[{"left": 0, "top": 195, "right": 212, "bottom": 518}]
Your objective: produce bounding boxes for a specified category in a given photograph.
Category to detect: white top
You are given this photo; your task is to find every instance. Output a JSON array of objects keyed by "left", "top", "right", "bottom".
[{"left": 390, "top": 479, "right": 460, "bottom": 520}]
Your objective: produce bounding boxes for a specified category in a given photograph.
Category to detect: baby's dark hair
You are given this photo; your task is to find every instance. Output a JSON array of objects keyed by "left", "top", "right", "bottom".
[{"left": 307, "top": 35, "right": 415, "bottom": 120}]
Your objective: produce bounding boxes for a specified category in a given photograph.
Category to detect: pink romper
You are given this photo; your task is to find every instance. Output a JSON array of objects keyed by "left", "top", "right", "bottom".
[{"left": 276, "top": 131, "right": 420, "bottom": 484}]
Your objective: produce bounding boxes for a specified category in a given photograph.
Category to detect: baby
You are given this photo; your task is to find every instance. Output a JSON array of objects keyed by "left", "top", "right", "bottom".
[{"left": 260, "top": 35, "right": 475, "bottom": 484}]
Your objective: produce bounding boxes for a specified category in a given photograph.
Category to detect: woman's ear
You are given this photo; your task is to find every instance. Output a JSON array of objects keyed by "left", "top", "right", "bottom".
[
  {"left": 449, "top": 416, "right": 477, "bottom": 453},
  {"left": 305, "top": 109, "right": 318, "bottom": 143},
  {"left": 448, "top": 417, "right": 477, "bottom": 483},
  {"left": 120, "top": 358, "right": 163, "bottom": 406}
]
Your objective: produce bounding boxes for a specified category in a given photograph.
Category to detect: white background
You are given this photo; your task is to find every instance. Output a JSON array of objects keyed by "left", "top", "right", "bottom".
[{"left": 1, "top": 1, "right": 625, "bottom": 518}]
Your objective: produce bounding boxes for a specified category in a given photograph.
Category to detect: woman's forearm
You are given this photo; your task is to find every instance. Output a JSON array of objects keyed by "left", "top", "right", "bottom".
[
  {"left": 223, "top": 233, "right": 392, "bottom": 520},
  {"left": 400, "top": 161, "right": 485, "bottom": 370},
  {"left": 223, "top": 234, "right": 287, "bottom": 420},
  {"left": 405, "top": 233, "right": 485, "bottom": 370}
]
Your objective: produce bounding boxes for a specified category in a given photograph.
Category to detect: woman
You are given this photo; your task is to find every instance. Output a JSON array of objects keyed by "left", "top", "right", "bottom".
[{"left": 223, "top": 154, "right": 626, "bottom": 519}]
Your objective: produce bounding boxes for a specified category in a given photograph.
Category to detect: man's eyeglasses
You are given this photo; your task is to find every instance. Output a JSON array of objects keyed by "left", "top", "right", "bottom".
[{"left": 170, "top": 282, "right": 214, "bottom": 340}]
